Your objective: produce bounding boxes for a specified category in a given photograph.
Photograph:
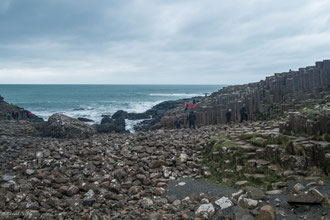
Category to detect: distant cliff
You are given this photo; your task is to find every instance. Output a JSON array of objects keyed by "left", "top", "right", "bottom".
[{"left": 159, "top": 60, "right": 330, "bottom": 128}]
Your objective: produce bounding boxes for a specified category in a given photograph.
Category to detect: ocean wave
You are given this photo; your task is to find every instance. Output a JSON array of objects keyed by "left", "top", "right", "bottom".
[
  {"left": 31, "top": 100, "right": 164, "bottom": 124},
  {"left": 126, "top": 101, "right": 163, "bottom": 113},
  {"left": 149, "top": 93, "right": 203, "bottom": 97}
]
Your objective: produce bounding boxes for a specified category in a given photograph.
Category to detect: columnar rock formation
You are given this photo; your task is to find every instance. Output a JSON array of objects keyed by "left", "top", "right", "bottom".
[{"left": 160, "top": 60, "right": 330, "bottom": 128}]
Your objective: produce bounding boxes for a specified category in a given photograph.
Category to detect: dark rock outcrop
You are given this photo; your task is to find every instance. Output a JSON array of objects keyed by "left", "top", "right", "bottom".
[
  {"left": 97, "top": 117, "right": 126, "bottom": 133},
  {"left": 42, "top": 113, "right": 96, "bottom": 139},
  {"left": 0, "top": 100, "right": 43, "bottom": 122},
  {"left": 134, "top": 99, "right": 190, "bottom": 131},
  {"left": 109, "top": 99, "right": 190, "bottom": 131},
  {"left": 78, "top": 117, "right": 94, "bottom": 123}
]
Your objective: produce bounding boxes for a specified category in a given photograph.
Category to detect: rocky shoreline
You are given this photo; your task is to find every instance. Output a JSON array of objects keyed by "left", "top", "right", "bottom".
[
  {"left": 0, "top": 60, "right": 330, "bottom": 219},
  {"left": 0, "top": 118, "right": 329, "bottom": 219}
]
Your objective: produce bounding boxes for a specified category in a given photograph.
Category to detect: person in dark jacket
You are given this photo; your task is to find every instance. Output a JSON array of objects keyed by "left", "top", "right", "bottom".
[
  {"left": 226, "top": 109, "right": 232, "bottom": 123},
  {"left": 187, "top": 111, "right": 196, "bottom": 129},
  {"left": 15, "top": 112, "right": 19, "bottom": 122},
  {"left": 7, "top": 112, "right": 11, "bottom": 120},
  {"left": 240, "top": 104, "right": 248, "bottom": 123},
  {"left": 175, "top": 117, "right": 181, "bottom": 129}
]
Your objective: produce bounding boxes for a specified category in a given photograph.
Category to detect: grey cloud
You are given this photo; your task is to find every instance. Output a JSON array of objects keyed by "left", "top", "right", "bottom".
[{"left": 0, "top": 0, "right": 330, "bottom": 84}]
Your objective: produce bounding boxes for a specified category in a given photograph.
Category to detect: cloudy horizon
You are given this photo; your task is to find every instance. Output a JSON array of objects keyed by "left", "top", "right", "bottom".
[{"left": 0, "top": 0, "right": 330, "bottom": 84}]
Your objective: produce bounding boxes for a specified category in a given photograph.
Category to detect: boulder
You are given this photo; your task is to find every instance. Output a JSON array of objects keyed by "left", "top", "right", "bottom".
[
  {"left": 112, "top": 110, "right": 128, "bottom": 119},
  {"left": 96, "top": 117, "right": 126, "bottom": 133},
  {"left": 100, "top": 116, "right": 113, "bottom": 124},
  {"left": 288, "top": 188, "right": 324, "bottom": 204},
  {"left": 256, "top": 205, "right": 275, "bottom": 220},
  {"left": 43, "top": 113, "right": 96, "bottom": 138}
]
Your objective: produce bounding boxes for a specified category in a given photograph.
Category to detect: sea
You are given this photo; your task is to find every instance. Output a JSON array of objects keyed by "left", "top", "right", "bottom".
[{"left": 0, "top": 84, "right": 223, "bottom": 131}]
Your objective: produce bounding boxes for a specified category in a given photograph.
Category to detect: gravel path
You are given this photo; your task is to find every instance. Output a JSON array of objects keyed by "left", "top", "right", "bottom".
[{"left": 164, "top": 178, "right": 330, "bottom": 220}]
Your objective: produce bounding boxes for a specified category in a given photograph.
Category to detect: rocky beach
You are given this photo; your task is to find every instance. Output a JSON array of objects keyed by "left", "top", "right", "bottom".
[{"left": 1, "top": 60, "right": 330, "bottom": 219}]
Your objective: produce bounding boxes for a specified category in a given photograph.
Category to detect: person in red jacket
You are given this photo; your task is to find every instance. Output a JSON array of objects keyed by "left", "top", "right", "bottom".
[
  {"left": 184, "top": 102, "right": 188, "bottom": 112},
  {"left": 190, "top": 102, "right": 194, "bottom": 109}
]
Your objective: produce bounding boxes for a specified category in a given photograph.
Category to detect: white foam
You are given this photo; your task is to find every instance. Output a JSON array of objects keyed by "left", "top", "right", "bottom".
[
  {"left": 125, "top": 119, "right": 145, "bottom": 133},
  {"left": 31, "top": 100, "right": 163, "bottom": 125},
  {"left": 126, "top": 101, "right": 163, "bottom": 113}
]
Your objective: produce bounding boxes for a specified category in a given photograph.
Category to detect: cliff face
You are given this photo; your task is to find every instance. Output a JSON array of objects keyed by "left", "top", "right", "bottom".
[{"left": 160, "top": 60, "right": 330, "bottom": 128}]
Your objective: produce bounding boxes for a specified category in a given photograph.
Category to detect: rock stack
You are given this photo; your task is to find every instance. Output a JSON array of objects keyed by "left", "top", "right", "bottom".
[{"left": 159, "top": 60, "right": 330, "bottom": 128}]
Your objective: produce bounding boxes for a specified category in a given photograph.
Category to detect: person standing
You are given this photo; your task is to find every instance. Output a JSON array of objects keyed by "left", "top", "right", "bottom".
[
  {"left": 7, "top": 112, "right": 11, "bottom": 120},
  {"left": 184, "top": 102, "right": 188, "bottom": 112},
  {"left": 175, "top": 117, "right": 181, "bottom": 129},
  {"left": 15, "top": 112, "right": 19, "bottom": 122},
  {"left": 187, "top": 111, "right": 196, "bottom": 129},
  {"left": 240, "top": 104, "right": 248, "bottom": 123},
  {"left": 226, "top": 109, "right": 232, "bottom": 123},
  {"left": 190, "top": 102, "right": 195, "bottom": 110}
]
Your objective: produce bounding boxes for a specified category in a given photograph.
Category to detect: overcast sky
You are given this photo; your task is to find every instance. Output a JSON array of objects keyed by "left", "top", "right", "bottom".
[{"left": 0, "top": 0, "right": 330, "bottom": 84}]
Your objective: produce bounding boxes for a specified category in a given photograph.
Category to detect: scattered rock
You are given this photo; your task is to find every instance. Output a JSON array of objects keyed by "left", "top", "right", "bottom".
[
  {"left": 238, "top": 195, "right": 258, "bottom": 209},
  {"left": 215, "top": 196, "right": 233, "bottom": 210},
  {"left": 195, "top": 203, "right": 215, "bottom": 218},
  {"left": 245, "top": 186, "right": 265, "bottom": 200},
  {"left": 25, "top": 169, "right": 35, "bottom": 175}
]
